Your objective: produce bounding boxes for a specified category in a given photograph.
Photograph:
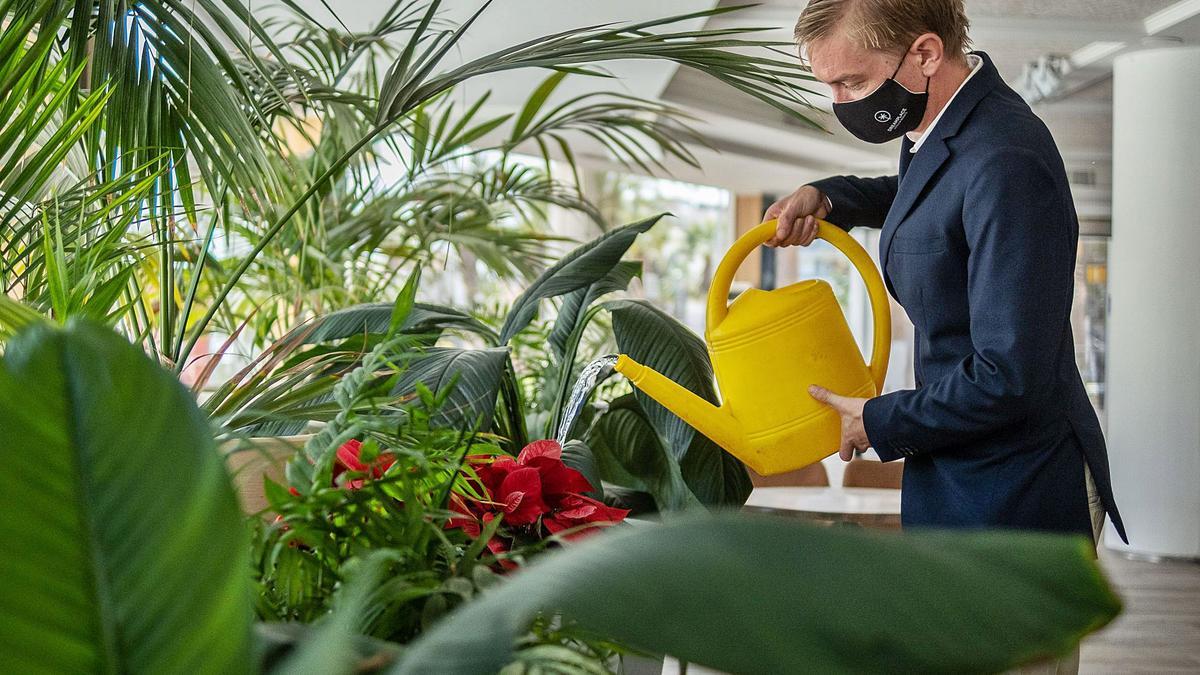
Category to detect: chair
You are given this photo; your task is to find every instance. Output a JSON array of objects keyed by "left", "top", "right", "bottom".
[
  {"left": 749, "top": 461, "right": 829, "bottom": 488},
  {"left": 842, "top": 457, "right": 903, "bottom": 489}
]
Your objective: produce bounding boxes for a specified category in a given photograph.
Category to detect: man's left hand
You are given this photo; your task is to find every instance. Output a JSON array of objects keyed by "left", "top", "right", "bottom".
[{"left": 808, "top": 385, "right": 871, "bottom": 461}]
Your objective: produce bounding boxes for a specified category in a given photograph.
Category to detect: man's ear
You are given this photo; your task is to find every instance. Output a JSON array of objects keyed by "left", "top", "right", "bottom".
[{"left": 911, "top": 32, "right": 945, "bottom": 76}]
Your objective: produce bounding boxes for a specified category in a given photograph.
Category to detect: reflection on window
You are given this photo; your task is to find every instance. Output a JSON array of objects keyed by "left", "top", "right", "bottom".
[{"left": 592, "top": 172, "right": 732, "bottom": 332}]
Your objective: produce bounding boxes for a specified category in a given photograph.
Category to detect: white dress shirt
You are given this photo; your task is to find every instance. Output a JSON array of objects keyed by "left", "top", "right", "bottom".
[{"left": 906, "top": 53, "right": 983, "bottom": 153}]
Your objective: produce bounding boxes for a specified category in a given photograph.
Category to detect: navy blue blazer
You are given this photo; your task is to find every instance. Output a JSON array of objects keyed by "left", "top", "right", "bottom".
[{"left": 811, "top": 52, "right": 1127, "bottom": 543}]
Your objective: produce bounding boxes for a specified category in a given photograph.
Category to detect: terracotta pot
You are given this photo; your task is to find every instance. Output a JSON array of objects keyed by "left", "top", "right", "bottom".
[{"left": 223, "top": 434, "right": 311, "bottom": 516}]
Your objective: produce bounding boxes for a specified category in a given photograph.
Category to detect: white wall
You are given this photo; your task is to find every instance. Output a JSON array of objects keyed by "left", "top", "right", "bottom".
[{"left": 1105, "top": 46, "right": 1200, "bottom": 559}]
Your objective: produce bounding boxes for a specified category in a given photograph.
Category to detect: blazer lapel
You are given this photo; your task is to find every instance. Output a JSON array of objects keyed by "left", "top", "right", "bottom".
[
  {"left": 879, "top": 141, "right": 950, "bottom": 294},
  {"left": 898, "top": 136, "right": 915, "bottom": 179},
  {"left": 879, "top": 51, "right": 1002, "bottom": 286}
]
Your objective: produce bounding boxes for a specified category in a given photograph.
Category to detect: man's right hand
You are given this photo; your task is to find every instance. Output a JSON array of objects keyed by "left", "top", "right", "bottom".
[{"left": 763, "top": 185, "right": 830, "bottom": 247}]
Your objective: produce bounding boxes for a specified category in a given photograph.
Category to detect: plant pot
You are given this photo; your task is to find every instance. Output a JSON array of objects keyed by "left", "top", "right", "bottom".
[{"left": 223, "top": 434, "right": 311, "bottom": 516}]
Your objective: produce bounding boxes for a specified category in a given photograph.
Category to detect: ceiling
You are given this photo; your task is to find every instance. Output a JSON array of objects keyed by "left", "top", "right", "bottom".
[
  {"left": 671, "top": 0, "right": 1200, "bottom": 211},
  {"left": 273, "top": 0, "right": 1200, "bottom": 218}
]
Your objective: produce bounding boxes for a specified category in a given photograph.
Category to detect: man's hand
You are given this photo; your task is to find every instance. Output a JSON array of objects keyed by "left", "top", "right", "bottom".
[
  {"left": 808, "top": 385, "right": 871, "bottom": 461},
  {"left": 763, "top": 185, "right": 830, "bottom": 247}
]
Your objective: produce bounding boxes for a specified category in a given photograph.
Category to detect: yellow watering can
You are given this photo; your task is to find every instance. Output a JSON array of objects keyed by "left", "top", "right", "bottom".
[{"left": 613, "top": 219, "right": 891, "bottom": 475}]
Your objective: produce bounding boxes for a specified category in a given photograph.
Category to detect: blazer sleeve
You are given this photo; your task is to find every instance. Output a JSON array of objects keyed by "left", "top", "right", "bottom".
[
  {"left": 807, "top": 174, "right": 898, "bottom": 230},
  {"left": 861, "top": 148, "right": 1075, "bottom": 461}
]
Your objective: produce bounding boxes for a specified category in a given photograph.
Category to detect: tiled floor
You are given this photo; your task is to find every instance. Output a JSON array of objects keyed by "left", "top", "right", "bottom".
[{"left": 1080, "top": 547, "right": 1200, "bottom": 673}]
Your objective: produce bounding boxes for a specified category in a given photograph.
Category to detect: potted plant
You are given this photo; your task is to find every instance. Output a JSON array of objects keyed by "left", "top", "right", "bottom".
[{"left": 0, "top": 319, "right": 1123, "bottom": 673}]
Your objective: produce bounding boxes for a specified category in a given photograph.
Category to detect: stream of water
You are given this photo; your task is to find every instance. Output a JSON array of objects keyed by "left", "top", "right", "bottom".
[{"left": 554, "top": 354, "right": 619, "bottom": 446}]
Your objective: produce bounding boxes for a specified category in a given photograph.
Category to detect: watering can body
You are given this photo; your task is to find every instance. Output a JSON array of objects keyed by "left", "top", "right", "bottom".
[{"left": 614, "top": 219, "right": 890, "bottom": 476}]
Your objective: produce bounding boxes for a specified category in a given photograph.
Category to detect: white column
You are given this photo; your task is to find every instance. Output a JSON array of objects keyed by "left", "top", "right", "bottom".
[{"left": 1105, "top": 46, "right": 1200, "bottom": 558}]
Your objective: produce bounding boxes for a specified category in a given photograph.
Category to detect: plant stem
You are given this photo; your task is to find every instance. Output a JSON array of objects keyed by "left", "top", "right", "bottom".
[{"left": 170, "top": 185, "right": 227, "bottom": 363}]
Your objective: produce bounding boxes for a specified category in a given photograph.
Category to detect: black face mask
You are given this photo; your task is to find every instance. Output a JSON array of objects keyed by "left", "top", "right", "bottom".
[{"left": 832, "top": 53, "right": 929, "bottom": 144}]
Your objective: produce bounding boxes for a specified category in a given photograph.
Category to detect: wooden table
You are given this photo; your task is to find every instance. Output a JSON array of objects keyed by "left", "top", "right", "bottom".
[{"left": 742, "top": 486, "right": 902, "bottom": 529}]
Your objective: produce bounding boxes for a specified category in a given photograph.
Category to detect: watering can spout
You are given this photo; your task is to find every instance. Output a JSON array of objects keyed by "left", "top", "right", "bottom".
[{"left": 613, "top": 354, "right": 743, "bottom": 453}]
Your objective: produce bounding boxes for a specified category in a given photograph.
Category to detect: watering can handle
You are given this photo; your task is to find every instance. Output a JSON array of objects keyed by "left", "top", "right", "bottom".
[{"left": 706, "top": 218, "right": 892, "bottom": 393}]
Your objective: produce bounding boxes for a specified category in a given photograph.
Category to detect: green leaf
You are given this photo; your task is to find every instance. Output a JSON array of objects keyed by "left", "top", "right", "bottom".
[
  {"left": 447, "top": 113, "right": 511, "bottom": 152},
  {"left": 584, "top": 395, "right": 702, "bottom": 513},
  {"left": 677, "top": 432, "right": 754, "bottom": 511},
  {"left": 499, "top": 214, "right": 664, "bottom": 344},
  {"left": 273, "top": 551, "right": 397, "bottom": 675},
  {"left": 510, "top": 70, "right": 568, "bottom": 141},
  {"left": 392, "top": 348, "right": 510, "bottom": 430},
  {"left": 606, "top": 299, "right": 751, "bottom": 507},
  {"left": 392, "top": 515, "right": 1121, "bottom": 675},
  {"left": 40, "top": 215, "right": 69, "bottom": 321},
  {"left": 548, "top": 260, "right": 641, "bottom": 360},
  {"left": 255, "top": 623, "right": 402, "bottom": 675},
  {"left": 0, "top": 294, "right": 47, "bottom": 339},
  {"left": 544, "top": 260, "right": 641, "bottom": 439},
  {"left": 560, "top": 439, "right": 604, "bottom": 501},
  {"left": 301, "top": 302, "right": 498, "bottom": 346},
  {"left": 388, "top": 266, "right": 422, "bottom": 337},
  {"left": 0, "top": 320, "right": 252, "bottom": 674}
]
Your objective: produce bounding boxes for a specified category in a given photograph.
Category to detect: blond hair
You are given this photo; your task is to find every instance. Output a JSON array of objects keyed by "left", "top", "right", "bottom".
[{"left": 794, "top": 0, "right": 971, "bottom": 61}]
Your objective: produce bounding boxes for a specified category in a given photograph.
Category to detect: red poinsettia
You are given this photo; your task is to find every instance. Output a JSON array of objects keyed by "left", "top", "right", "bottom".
[
  {"left": 446, "top": 440, "right": 629, "bottom": 569},
  {"left": 543, "top": 492, "right": 630, "bottom": 539},
  {"left": 285, "top": 439, "right": 397, "bottom": 497},
  {"left": 332, "top": 439, "right": 396, "bottom": 489}
]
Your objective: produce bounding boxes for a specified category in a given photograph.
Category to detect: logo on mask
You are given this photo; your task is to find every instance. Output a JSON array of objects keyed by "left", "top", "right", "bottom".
[{"left": 874, "top": 110, "right": 892, "bottom": 123}]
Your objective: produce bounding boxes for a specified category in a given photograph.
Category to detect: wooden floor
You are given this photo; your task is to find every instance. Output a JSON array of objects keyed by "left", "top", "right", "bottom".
[{"left": 1080, "top": 546, "right": 1200, "bottom": 673}]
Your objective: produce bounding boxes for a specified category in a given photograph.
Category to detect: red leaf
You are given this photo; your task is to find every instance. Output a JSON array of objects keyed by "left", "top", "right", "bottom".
[
  {"left": 498, "top": 467, "right": 548, "bottom": 525},
  {"left": 486, "top": 535, "right": 516, "bottom": 571},
  {"left": 557, "top": 494, "right": 630, "bottom": 525},
  {"left": 333, "top": 439, "right": 396, "bottom": 486},
  {"left": 504, "top": 490, "right": 524, "bottom": 513},
  {"left": 557, "top": 502, "right": 598, "bottom": 520},
  {"left": 544, "top": 514, "right": 602, "bottom": 541},
  {"left": 528, "top": 456, "right": 594, "bottom": 497},
  {"left": 335, "top": 439, "right": 366, "bottom": 472},
  {"left": 474, "top": 456, "right": 518, "bottom": 493},
  {"left": 518, "top": 439, "right": 562, "bottom": 464},
  {"left": 445, "top": 494, "right": 483, "bottom": 536}
]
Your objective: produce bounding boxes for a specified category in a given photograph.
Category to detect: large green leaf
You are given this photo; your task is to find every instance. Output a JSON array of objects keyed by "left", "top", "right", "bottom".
[
  {"left": 392, "top": 347, "right": 510, "bottom": 430},
  {"left": 560, "top": 438, "right": 604, "bottom": 501},
  {"left": 548, "top": 261, "right": 642, "bottom": 360},
  {"left": 0, "top": 320, "right": 252, "bottom": 674},
  {"left": 606, "top": 299, "right": 709, "bottom": 456},
  {"left": 227, "top": 279, "right": 435, "bottom": 438},
  {"left": 498, "top": 214, "right": 664, "bottom": 344},
  {"left": 301, "top": 302, "right": 498, "bottom": 346},
  {"left": 391, "top": 515, "right": 1121, "bottom": 675},
  {"left": 678, "top": 432, "right": 754, "bottom": 510},
  {"left": 584, "top": 395, "right": 702, "bottom": 513},
  {"left": 607, "top": 298, "right": 752, "bottom": 506},
  {"left": 543, "top": 260, "right": 642, "bottom": 439}
]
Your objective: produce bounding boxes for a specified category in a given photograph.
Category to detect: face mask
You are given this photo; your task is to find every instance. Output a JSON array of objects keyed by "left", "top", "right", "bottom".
[{"left": 832, "top": 52, "right": 929, "bottom": 144}]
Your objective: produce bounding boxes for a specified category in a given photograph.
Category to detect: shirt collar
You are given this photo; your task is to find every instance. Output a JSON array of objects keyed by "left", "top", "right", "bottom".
[{"left": 906, "top": 53, "right": 983, "bottom": 154}]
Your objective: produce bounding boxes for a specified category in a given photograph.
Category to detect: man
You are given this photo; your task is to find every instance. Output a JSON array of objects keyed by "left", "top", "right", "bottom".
[{"left": 764, "top": 0, "right": 1127, "bottom": 552}]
